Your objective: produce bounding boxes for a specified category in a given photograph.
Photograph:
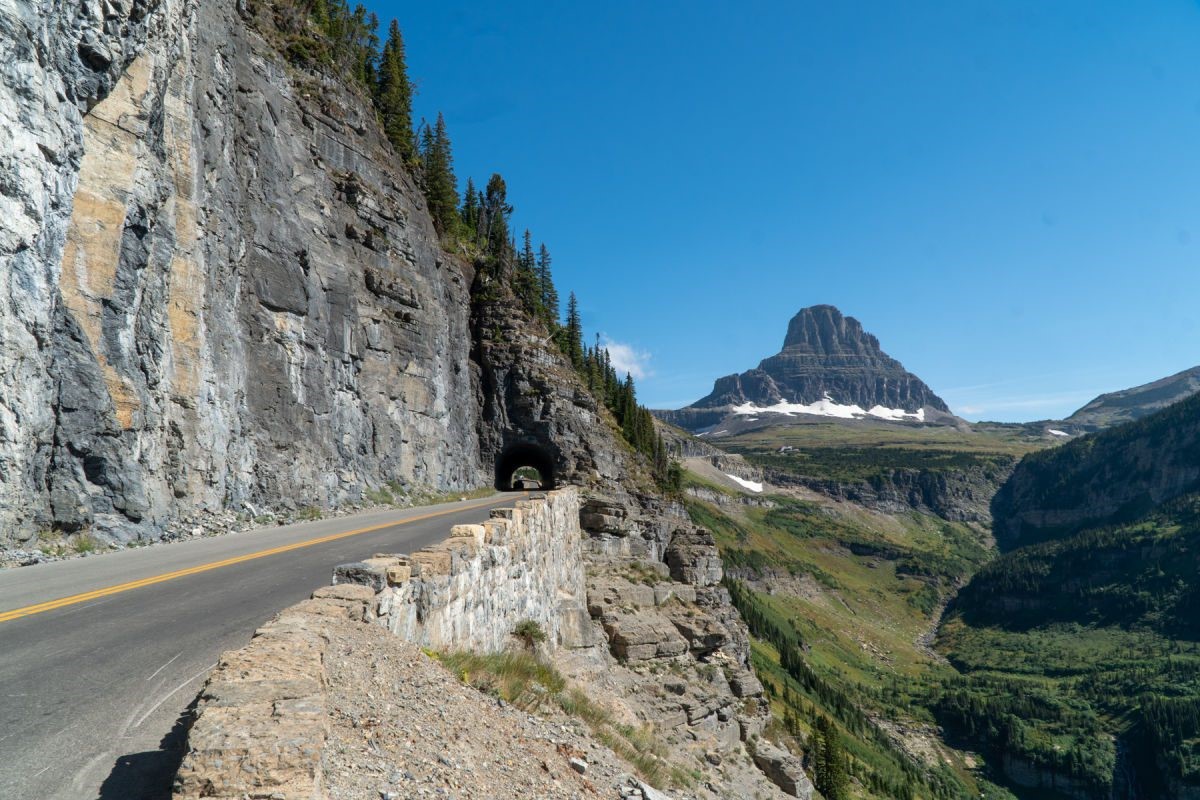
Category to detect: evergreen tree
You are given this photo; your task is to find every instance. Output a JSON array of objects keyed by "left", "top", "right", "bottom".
[
  {"left": 483, "top": 173, "right": 512, "bottom": 259},
  {"left": 308, "top": 1, "right": 379, "bottom": 87},
  {"left": 536, "top": 243, "right": 559, "bottom": 326},
  {"left": 311, "top": 0, "right": 329, "bottom": 27},
  {"left": 420, "top": 113, "right": 459, "bottom": 235},
  {"left": 814, "top": 716, "right": 850, "bottom": 800},
  {"left": 562, "top": 292, "right": 584, "bottom": 369},
  {"left": 358, "top": 10, "right": 380, "bottom": 87},
  {"left": 512, "top": 229, "right": 540, "bottom": 314},
  {"left": 418, "top": 120, "right": 434, "bottom": 167},
  {"left": 520, "top": 230, "right": 535, "bottom": 271},
  {"left": 375, "top": 20, "right": 415, "bottom": 161},
  {"left": 460, "top": 177, "right": 479, "bottom": 240}
]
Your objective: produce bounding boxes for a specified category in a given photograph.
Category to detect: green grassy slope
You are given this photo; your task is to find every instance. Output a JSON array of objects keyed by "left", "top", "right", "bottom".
[{"left": 680, "top": 420, "right": 1036, "bottom": 798}]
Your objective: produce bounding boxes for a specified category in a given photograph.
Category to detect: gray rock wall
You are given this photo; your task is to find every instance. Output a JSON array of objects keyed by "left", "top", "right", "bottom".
[{"left": 1, "top": 0, "right": 483, "bottom": 545}]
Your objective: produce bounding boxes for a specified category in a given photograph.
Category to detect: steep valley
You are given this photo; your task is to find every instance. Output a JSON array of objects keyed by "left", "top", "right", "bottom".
[
  {"left": 673, "top": 420, "right": 1037, "bottom": 799},
  {"left": 677, "top": 386, "right": 1200, "bottom": 799},
  {"left": 939, "top": 390, "right": 1200, "bottom": 800}
]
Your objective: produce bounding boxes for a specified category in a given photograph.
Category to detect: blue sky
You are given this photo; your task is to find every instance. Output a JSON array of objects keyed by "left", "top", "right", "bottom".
[{"left": 368, "top": 1, "right": 1200, "bottom": 421}]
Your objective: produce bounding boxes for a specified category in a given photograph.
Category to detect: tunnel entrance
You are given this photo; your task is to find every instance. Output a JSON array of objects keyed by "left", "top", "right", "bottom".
[{"left": 495, "top": 442, "right": 556, "bottom": 491}]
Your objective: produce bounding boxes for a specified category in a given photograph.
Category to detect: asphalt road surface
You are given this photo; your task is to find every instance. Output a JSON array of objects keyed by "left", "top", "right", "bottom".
[{"left": 0, "top": 493, "right": 520, "bottom": 800}]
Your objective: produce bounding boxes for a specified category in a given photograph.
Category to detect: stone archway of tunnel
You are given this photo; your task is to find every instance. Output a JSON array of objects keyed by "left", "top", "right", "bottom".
[{"left": 495, "top": 442, "right": 557, "bottom": 491}]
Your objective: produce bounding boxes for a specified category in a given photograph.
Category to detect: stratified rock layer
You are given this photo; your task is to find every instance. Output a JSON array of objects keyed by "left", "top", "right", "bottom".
[
  {"left": 684, "top": 304, "right": 948, "bottom": 418},
  {"left": 1, "top": 0, "right": 482, "bottom": 545}
]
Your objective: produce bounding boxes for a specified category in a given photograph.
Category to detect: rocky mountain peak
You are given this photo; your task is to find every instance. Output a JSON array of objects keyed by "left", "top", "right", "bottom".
[
  {"left": 687, "top": 304, "right": 950, "bottom": 416},
  {"left": 781, "top": 304, "right": 881, "bottom": 354}
]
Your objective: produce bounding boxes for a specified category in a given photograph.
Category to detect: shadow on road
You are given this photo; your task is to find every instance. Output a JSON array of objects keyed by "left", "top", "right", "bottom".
[{"left": 98, "top": 698, "right": 197, "bottom": 800}]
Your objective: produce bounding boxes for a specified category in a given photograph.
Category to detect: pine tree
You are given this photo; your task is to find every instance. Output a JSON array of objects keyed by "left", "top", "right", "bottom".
[
  {"left": 460, "top": 177, "right": 479, "bottom": 239},
  {"left": 432, "top": 113, "right": 459, "bottom": 231},
  {"left": 814, "top": 717, "right": 849, "bottom": 800},
  {"left": 562, "top": 292, "right": 584, "bottom": 369},
  {"left": 358, "top": 11, "right": 380, "bottom": 87},
  {"left": 520, "top": 230, "right": 535, "bottom": 271},
  {"left": 311, "top": 0, "right": 329, "bottom": 27},
  {"left": 483, "top": 174, "right": 512, "bottom": 260},
  {"left": 420, "top": 113, "right": 459, "bottom": 236},
  {"left": 513, "top": 229, "right": 540, "bottom": 314},
  {"left": 536, "top": 243, "right": 559, "bottom": 327},
  {"left": 418, "top": 120, "right": 434, "bottom": 167},
  {"left": 376, "top": 20, "right": 415, "bottom": 161}
]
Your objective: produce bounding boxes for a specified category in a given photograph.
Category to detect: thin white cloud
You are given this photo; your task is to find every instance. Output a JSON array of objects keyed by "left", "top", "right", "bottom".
[
  {"left": 601, "top": 337, "right": 652, "bottom": 381},
  {"left": 950, "top": 390, "right": 1099, "bottom": 420}
]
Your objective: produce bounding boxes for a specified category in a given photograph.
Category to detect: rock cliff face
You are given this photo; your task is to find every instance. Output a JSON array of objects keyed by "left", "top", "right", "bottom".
[
  {"left": 1, "top": 0, "right": 483, "bottom": 546},
  {"left": 472, "top": 282, "right": 628, "bottom": 492},
  {"left": 767, "top": 459, "right": 1016, "bottom": 523},
  {"left": 696, "top": 305, "right": 947, "bottom": 413}
]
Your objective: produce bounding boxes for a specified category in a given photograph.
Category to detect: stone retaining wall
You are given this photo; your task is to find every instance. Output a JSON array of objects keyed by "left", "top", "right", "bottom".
[
  {"left": 333, "top": 487, "right": 592, "bottom": 651},
  {"left": 174, "top": 490, "right": 587, "bottom": 798}
]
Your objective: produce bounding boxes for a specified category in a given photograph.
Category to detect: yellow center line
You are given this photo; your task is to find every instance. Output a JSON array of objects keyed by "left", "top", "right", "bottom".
[{"left": 0, "top": 495, "right": 517, "bottom": 625}]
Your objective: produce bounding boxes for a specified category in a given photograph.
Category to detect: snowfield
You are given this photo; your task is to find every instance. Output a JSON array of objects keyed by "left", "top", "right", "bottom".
[
  {"left": 730, "top": 396, "right": 925, "bottom": 423},
  {"left": 726, "top": 474, "right": 764, "bottom": 493}
]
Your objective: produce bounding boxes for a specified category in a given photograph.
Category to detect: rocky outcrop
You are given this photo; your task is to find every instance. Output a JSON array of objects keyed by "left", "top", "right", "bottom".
[
  {"left": 767, "top": 459, "right": 1016, "bottom": 523},
  {"left": 665, "top": 527, "right": 724, "bottom": 586},
  {"left": 2, "top": 0, "right": 482, "bottom": 547},
  {"left": 577, "top": 498, "right": 802, "bottom": 795},
  {"left": 472, "top": 281, "right": 630, "bottom": 493},
  {"left": 662, "top": 306, "right": 949, "bottom": 432},
  {"left": 753, "top": 742, "right": 816, "bottom": 799},
  {"left": 998, "top": 754, "right": 1102, "bottom": 800}
]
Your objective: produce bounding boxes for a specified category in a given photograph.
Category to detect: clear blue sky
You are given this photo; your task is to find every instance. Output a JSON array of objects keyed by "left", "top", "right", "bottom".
[{"left": 367, "top": 0, "right": 1200, "bottom": 421}]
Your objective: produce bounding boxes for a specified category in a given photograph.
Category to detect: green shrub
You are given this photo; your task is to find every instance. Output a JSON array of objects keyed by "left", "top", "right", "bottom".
[{"left": 512, "top": 619, "right": 547, "bottom": 649}]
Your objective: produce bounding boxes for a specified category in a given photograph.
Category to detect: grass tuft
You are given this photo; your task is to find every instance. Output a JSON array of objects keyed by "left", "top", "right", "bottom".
[{"left": 437, "top": 650, "right": 675, "bottom": 788}]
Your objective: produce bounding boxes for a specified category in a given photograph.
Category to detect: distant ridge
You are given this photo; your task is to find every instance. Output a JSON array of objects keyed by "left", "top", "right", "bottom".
[{"left": 1063, "top": 365, "right": 1200, "bottom": 433}]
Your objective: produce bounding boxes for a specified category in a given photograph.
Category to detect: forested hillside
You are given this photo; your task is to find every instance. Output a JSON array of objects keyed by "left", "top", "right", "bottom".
[
  {"left": 941, "top": 392, "right": 1200, "bottom": 798},
  {"left": 991, "top": 390, "right": 1200, "bottom": 549},
  {"left": 678, "top": 423, "right": 1030, "bottom": 799}
]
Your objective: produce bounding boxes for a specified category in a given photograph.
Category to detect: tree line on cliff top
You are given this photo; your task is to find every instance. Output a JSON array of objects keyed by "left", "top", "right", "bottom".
[{"left": 268, "top": 0, "right": 679, "bottom": 491}]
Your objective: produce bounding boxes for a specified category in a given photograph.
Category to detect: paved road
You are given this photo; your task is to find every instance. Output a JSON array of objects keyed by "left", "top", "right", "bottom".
[{"left": 0, "top": 494, "right": 519, "bottom": 800}]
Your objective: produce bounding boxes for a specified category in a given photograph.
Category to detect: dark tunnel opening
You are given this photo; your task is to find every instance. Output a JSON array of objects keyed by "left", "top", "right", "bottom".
[{"left": 494, "top": 442, "right": 557, "bottom": 491}]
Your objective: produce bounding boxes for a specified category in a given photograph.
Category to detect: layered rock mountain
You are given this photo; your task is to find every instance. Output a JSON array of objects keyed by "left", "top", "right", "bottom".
[{"left": 659, "top": 305, "right": 952, "bottom": 431}]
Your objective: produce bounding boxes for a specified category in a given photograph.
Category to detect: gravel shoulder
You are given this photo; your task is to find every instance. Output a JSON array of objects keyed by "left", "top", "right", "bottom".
[{"left": 321, "top": 612, "right": 656, "bottom": 800}]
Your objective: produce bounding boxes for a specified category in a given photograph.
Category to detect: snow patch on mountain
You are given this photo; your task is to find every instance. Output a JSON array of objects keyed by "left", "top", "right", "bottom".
[
  {"left": 731, "top": 396, "right": 924, "bottom": 423},
  {"left": 726, "top": 474, "right": 764, "bottom": 493}
]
